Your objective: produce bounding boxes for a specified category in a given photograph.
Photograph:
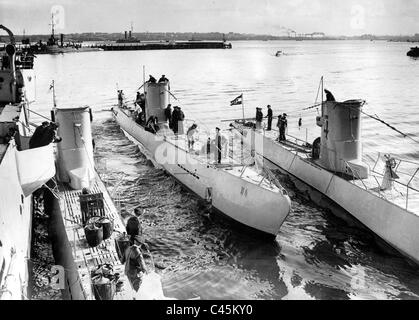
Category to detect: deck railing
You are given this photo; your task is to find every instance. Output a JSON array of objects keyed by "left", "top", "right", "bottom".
[{"left": 370, "top": 153, "right": 419, "bottom": 211}]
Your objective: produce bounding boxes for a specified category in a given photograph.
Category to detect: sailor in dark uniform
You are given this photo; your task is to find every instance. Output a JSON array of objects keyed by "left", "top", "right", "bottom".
[
  {"left": 158, "top": 75, "right": 169, "bottom": 83},
  {"left": 41, "top": 122, "right": 62, "bottom": 146},
  {"left": 177, "top": 107, "right": 185, "bottom": 135},
  {"left": 255, "top": 107, "right": 263, "bottom": 129},
  {"left": 148, "top": 75, "right": 157, "bottom": 83},
  {"left": 278, "top": 114, "right": 287, "bottom": 141},
  {"left": 324, "top": 89, "right": 336, "bottom": 102},
  {"left": 267, "top": 105, "right": 273, "bottom": 131},
  {"left": 215, "top": 127, "right": 222, "bottom": 164},
  {"left": 165, "top": 104, "right": 172, "bottom": 128},
  {"left": 29, "top": 121, "right": 49, "bottom": 149},
  {"left": 117, "top": 90, "right": 125, "bottom": 107},
  {"left": 171, "top": 106, "right": 179, "bottom": 134},
  {"left": 145, "top": 116, "right": 157, "bottom": 134},
  {"left": 124, "top": 215, "right": 148, "bottom": 292},
  {"left": 134, "top": 91, "right": 141, "bottom": 107}
]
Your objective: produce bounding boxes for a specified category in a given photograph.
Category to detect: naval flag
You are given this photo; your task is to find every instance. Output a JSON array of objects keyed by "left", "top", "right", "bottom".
[{"left": 230, "top": 94, "right": 243, "bottom": 106}]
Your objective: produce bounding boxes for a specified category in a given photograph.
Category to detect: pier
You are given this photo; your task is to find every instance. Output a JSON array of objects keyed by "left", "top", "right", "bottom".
[{"left": 93, "top": 40, "right": 232, "bottom": 51}]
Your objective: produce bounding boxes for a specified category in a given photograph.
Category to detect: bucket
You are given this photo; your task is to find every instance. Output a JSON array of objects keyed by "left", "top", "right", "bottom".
[
  {"left": 92, "top": 275, "right": 115, "bottom": 300},
  {"left": 99, "top": 217, "right": 114, "bottom": 240},
  {"left": 114, "top": 232, "right": 131, "bottom": 263},
  {"left": 84, "top": 218, "right": 103, "bottom": 247}
]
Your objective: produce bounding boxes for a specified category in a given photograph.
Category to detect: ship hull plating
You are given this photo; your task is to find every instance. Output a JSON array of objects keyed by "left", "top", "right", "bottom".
[
  {"left": 0, "top": 143, "right": 32, "bottom": 299},
  {"left": 241, "top": 128, "right": 419, "bottom": 265}
]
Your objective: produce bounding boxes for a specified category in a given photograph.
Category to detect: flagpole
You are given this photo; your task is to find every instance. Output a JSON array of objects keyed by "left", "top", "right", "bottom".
[
  {"left": 143, "top": 65, "right": 145, "bottom": 95},
  {"left": 241, "top": 93, "right": 244, "bottom": 163},
  {"left": 241, "top": 94, "right": 245, "bottom": 122},
  {"left": 52, "top": 80, "right": 56, "bottom": 109}
]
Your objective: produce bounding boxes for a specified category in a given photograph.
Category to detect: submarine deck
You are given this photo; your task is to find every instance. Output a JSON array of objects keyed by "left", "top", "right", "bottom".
[
  {"left": 260, "top": 128, "right": 419, "bottom": 215},
  {"left": 162, "top": 131, "right": 281, "bottom": 193},
  {"left": 58, "top": 176, "right": 155, "bottom": 300}
]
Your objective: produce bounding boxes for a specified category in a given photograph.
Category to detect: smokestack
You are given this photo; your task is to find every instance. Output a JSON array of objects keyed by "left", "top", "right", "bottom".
[
  {"left": 129, "top": 30, "right": 132, "bottom": 38},
  {"left": 60, "top": 34, "right": 64, "bottom": 47},
  {"left": 124, "top": 31, "right": 127, "bottom": 39}
]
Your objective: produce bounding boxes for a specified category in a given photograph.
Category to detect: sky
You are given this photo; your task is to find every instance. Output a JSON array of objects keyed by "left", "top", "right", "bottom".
[{"left": 0, "top": 0, "right": 418, "bottom": 36}]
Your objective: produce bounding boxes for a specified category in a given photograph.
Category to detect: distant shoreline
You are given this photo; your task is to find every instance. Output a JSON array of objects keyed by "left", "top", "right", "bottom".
[{"left": 2, "top": 32, "right": 419, "bottom": 43}]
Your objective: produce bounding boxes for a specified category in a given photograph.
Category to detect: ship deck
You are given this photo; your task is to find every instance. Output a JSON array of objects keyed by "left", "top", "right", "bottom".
[
  {"left": 260, "top": 128, "right": 419, "bottom": 216},
  {"left": 58, "top": 176, "right": 159, "bottom": 299},
  {"left": 163, "top": 132, "right": 280, "bottom": 193}
]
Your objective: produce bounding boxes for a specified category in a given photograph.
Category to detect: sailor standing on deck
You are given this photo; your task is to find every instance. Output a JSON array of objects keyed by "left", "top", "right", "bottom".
[
  {"left": 158, "top": 75, "right": 169, "bottom": 83},
  {"left": 124, "top": 215, "right": 148, "bottom": 292},
  {"left": 278, "top": 114, "right": 287, "bottom": 141},
  {"left": 215, "top": 127, "right": 222, "bottom": 164},
  {"left": 165, "top": 104, "right": 172, "bottom": 128},
  {"left": 276, "top": 115, "right": 282, "bottom": 140},
  {"left": 117, "top": 90, "right": 125, "bottom": 107},
  {"left": 134, "top": 91, "right": 141, "bottom": 106},
  {"left": 148, "top": 75, "right": 157, "bottom": 83},
  {"left": 177, "top": 107, "right": 185, "bottom": 135},
  {"left": 171, "top": 106, "right": 179, "bottom": 134},
  {"left": 255, "top": 107, "right": 263, "bottom": 129},
  {"left": 267, "top": 105, "right": 273, "bottom": 131}
]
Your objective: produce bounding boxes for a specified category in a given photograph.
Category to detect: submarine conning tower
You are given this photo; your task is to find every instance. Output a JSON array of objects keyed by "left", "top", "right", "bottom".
[
  {"left": 144, "top": 81, "right": 170, "bottom": 124},
  {"left": 55, "top": 106, "right": 95, "bottom": 190},
  {"left": 316, "top": 99, "right": 369, "bottom": 179}
]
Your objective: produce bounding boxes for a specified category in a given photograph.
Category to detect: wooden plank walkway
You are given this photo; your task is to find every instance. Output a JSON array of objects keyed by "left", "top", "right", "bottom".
[{"left": 58, "top": 176, "right": 136, "bottom": 300}]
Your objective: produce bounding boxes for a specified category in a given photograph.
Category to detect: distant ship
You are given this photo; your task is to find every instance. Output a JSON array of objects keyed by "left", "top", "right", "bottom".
[
  {"left": 407, "top": 47, "right": 419, "bottom": 58},
  {"left": 30, "top": 14, "right": 102, "bottom": 54},
  {"left": 116, "top": 29, "right": 141, "bottom": 43}
]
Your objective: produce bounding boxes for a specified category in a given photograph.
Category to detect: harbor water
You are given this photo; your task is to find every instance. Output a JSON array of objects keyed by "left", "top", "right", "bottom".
[{"left": 31, "top": 40, "right": 419, "bottom": 299}]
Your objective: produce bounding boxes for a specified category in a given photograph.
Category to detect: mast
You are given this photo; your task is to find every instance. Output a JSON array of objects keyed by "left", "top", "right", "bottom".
[
  {"left": 241, "top": 94, "right": 245, "bottom": 163},
  {"left": 320, "top": 76, "right": 324, "bottom": 115},
  {"left": 49, "top": 13, "right": 55, "bottom": 38},
  {"left": 142, "top": 65, "right": 145, "bottom": 95},
  {"left": 51, "top": 80, "right": 57, "bottom": 109}
]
